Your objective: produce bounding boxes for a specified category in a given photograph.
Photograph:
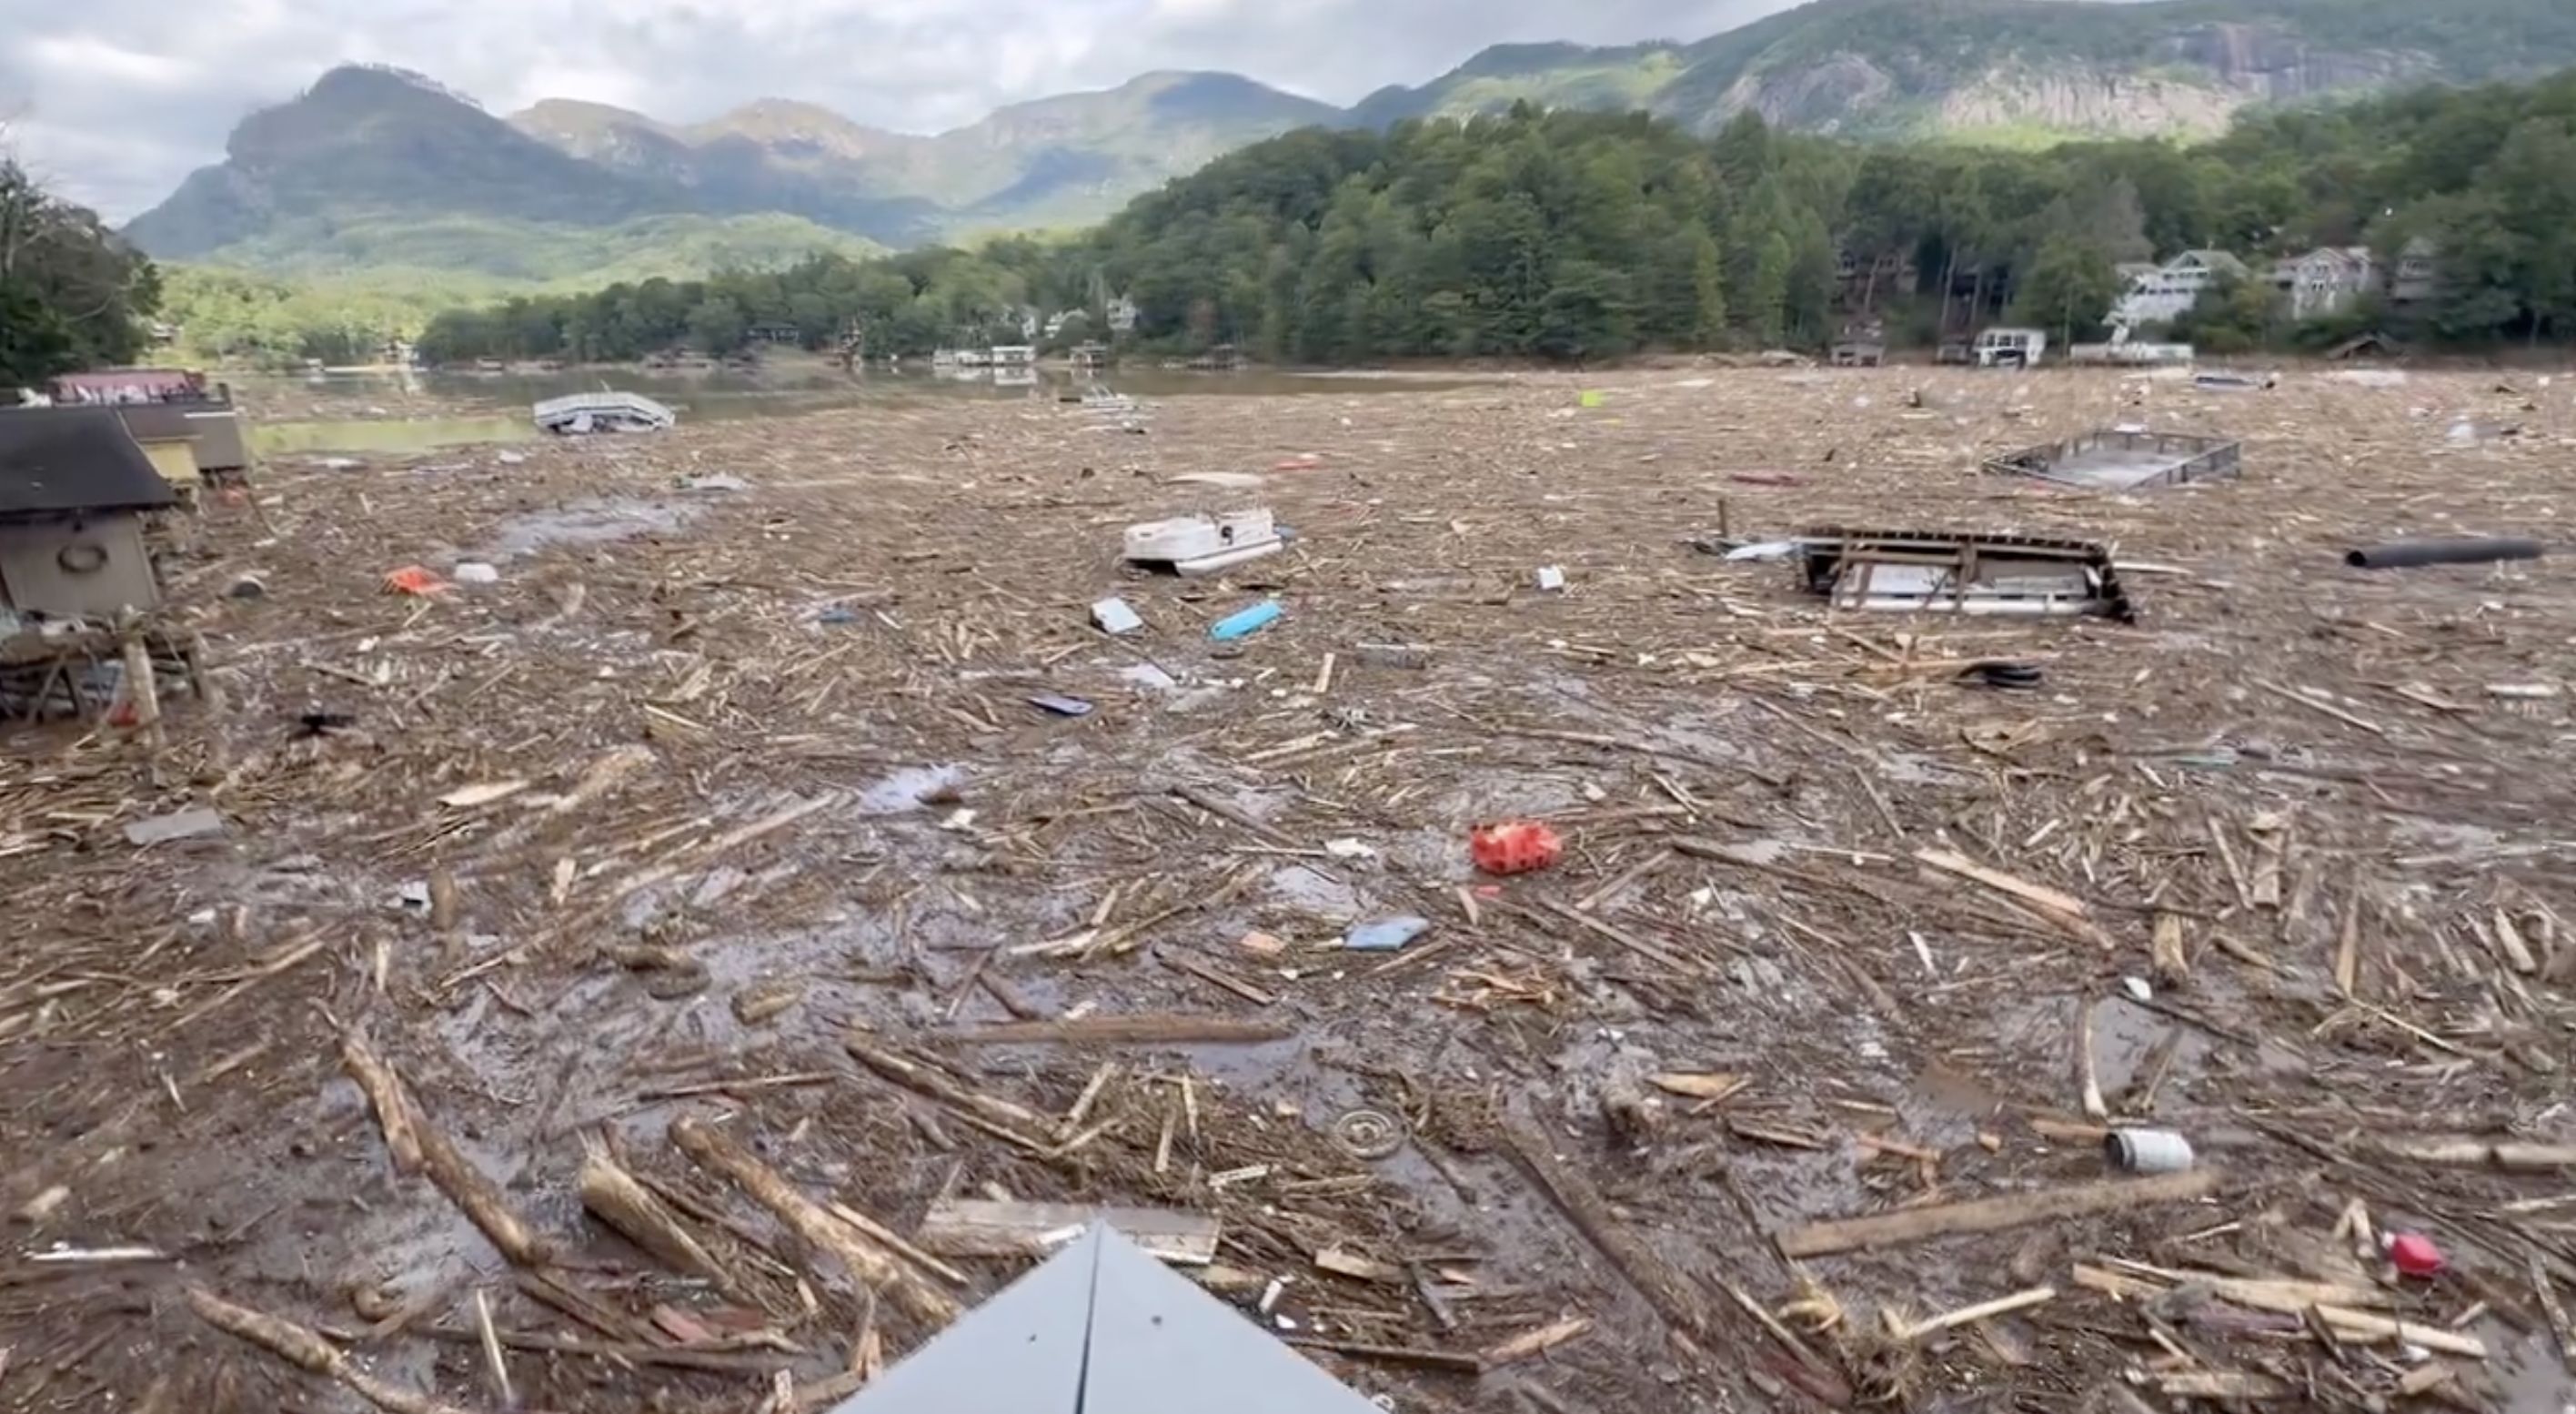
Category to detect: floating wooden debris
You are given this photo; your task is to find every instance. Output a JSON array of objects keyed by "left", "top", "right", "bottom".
[
  {"left": 915, "top": 1199, "right": 1221, "bottom": 1266},
  {"left": 1779, "top": 1170, "right": 2222, "bottom": 1257}
]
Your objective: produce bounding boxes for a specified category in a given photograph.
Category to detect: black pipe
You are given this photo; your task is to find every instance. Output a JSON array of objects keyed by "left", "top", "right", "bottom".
[{"left": 2345, "top": 537, "right": 2545, "bottom": 570}]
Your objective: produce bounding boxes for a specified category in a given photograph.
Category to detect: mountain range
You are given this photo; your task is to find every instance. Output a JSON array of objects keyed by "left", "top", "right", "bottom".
[{"left": 124, "top": 0, "right": 2576, "bottom": 280}]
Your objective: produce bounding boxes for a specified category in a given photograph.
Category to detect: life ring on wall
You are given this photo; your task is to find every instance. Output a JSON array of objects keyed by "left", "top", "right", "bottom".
[{"left": 56, "top": 542, "right": 109, "bottom": 575}]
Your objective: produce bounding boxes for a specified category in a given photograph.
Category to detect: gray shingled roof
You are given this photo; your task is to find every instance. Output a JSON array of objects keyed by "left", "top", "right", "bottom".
[
  {"left": 832, "top": 1224, "right": 1387, "bottom": 1414},
  {"left": 0, "top": 407, "right": 179, "bottom": 516}
]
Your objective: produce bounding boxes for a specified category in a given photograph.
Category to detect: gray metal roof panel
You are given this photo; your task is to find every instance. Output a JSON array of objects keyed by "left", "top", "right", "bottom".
[
  {"left": 0, "top": 407, "right": 178, "bottom": 515},
  {"left": 1082, "top": 1221, "right": 1389, "bottom": 1414},
  {"left": 831, "top": 1225, "right": 1384, "bottom": 1414},
  {"left": 825, "top": 1224, "right": 1095, "bottom": 1414}
]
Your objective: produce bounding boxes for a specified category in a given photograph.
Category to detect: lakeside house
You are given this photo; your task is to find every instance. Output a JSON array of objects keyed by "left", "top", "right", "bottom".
[
  {"left": 2095, "top": 239, "right": 2445, "bottom": 332},
  {"left": 2390, "top": 237, "right": 2441, "bottom": 305},
  {"left": 2109, "top": 249, "right": 2251, "bottom": 328},
  {"left": 2271, "top": 247, "right": 2378, "bottom": 321},
  {"left": 1834, "top": 247, "right": 1919, "bottom": 306},
  {"left": 0, "top": 407, "right": 178, "bottom": 622}
]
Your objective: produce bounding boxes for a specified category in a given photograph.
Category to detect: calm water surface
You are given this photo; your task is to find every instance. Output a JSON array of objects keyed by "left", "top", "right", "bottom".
[{"left": 243, "top": 365, "right": 1492, "bottom": 455}]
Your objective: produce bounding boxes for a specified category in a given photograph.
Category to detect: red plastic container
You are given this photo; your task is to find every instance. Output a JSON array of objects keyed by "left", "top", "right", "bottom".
[
  {"left": 1472, "top": 822, "right": 1564, "bottom": 876},
  {"left": 2389, "top": 1232, "right": 2445, "bottom": 1278}
]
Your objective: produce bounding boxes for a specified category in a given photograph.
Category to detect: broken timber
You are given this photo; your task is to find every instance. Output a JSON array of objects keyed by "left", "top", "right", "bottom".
[
  {"left": 1778, "top": 1170, "right": 2222, "bottom": 1257},
  {"left": 1498, "top": 1116, "right": 1715, "bottom": 1338},
  {"left": 917, "top": 1198, "right": 1220, "bottom": 1266},
  {"left": 190, "top": 1288, "right": 482, "bottom": 1414},
  {"left": 341, "top": 1031, "right": 553, "bottom": 1267},
  {"left": 945, "top": 1015, "right": 1292, "bottom": 1045},
  {"left": 578, "top": 1146, "right": 748, "bottom": 1299},
  {"left": 670, "top": 1116, "right": 961, "bottom": 1327}
]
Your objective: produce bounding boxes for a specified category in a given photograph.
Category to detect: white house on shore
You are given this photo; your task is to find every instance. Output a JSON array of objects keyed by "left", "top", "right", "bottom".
[{"left": 2109, "top": 249, "right": 2251, "bottom": 328}]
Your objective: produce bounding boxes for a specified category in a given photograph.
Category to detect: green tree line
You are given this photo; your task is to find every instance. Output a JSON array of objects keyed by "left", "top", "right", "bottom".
[
  {"left": 0, "top": 157, "right": 161, "bottom": 392},
  {"left": 387, "top": 67, "right": 2576, "bottom": 365}
]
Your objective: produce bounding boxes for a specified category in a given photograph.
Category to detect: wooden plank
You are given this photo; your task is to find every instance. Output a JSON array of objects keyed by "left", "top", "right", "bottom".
[
  {"left": 1914, "top": 848, "right": 2112, "bottom": 948},
  {"left": 1314, "top": 1247, "right": 1407, "bottom": 1285},
  {"left": 946, "top": 1015, "right": 1291, "bottom": 1046},
  {"left": 2160, "top": 1371, "right": 2293, "bottom": 1401},
  {"left": 1530, "top": 897, "right": 1699, "bottom": 975},
  {"left": 1482, "top": 1316, "right": 1593, "bottom": 1366},
  {"left": 916, "top": 1198, "right": 1220, "bottom": 1267},
  {"left": 1778, "top": 1170, "right": 2222, "bottom": 1258}
]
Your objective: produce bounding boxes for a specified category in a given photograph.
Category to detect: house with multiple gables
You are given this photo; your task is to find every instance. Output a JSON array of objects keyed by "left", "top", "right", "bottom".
[{"left": 2101, "top": 242, "right": 2444, "bottom": 330}]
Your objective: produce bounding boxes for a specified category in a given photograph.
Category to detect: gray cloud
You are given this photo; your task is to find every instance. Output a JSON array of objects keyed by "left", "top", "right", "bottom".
[{"left": 0, "top": 0, "right": 1802, "bottom": 221}]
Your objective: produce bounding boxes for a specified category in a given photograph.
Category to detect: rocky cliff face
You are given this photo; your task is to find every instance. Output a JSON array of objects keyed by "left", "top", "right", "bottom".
[
  {"left": 1717, "top": 56, "right": 1899, "bottom": 134},
  {"left": 2163, "top": 23, "right": 2432, "bottom": 101},
  {"left": 1937, "top": 68, "right": 2248, "bottom": 137},
  {"left": 1929, "top": 24, "right": 2434, "bottom": 138}
]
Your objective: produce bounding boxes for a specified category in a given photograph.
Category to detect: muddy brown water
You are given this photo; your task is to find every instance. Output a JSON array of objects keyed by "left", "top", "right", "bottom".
[
  {"left": 8, "top": 367, "right": 2576, "bottom": 1412},
  {"left": 243, "top": 365, "right": 1497, "bottom": 456}
]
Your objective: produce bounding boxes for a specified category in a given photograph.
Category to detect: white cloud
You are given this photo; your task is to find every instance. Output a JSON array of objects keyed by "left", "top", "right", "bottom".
[
  {"left": 23, "top": 36, "right": 200, "bottom": 90},
  {"left": 0, "top": 0, "right": 1800, "bottom": 221}
]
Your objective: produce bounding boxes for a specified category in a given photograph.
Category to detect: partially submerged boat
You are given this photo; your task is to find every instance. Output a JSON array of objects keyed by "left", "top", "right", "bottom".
[
  {"left": 532, "top": 391, "right": 677, "bottom": 435},
  {"left": 1123, "top": 510, "right": 1283, "bottom": 578}
]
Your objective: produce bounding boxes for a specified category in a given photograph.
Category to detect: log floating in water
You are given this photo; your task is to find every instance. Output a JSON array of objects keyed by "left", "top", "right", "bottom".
[
  {"left": 1779, "top": 1170, "right": 2223, "bottom": 1257},
  {"left": 341, "top": 1030, "right": 552, "bottom": 1268},
  {"left": 917, "top": 1197, "right": 1220, "bottom": 1266},
  {"left": 945, "top": 1015, "right": 1292, "bottom": 1045},
  {"left": 188, "top": 1288, "right": 484, "bottom": 1414},
  {"left": 670, "top": 1116, "right": 961, "bottom": 1328}
]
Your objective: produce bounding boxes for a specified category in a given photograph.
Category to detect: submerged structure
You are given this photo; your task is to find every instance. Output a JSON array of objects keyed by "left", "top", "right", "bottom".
[
  {"left": 0, "top": 407, "right": 177, "bottom": 621},
  {"left": 1794, "top": 527, "right": 2137, "bottom": 621},
  {"left": 1123, "top": 509, "right": 1283, "bottom": 578},
  {"left": 1982, "top": 428, "right": 2242, "bottom": 492},
  {"left": 532, "top": 391, "right": 678, "bottom": 435},
  {"left": 830, "top": 1224, "right": 1383, "bottom": 1414}
]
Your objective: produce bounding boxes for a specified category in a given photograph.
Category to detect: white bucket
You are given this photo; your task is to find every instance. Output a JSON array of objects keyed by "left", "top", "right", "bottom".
[{"left": 2104, "top": 1128, "right": 2195, "bottom": 1174}]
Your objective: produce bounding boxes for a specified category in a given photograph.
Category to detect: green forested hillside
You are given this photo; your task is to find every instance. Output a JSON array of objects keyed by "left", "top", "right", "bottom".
[
  {"left": 154, "top": 213, "right": 885, "bottom": 367},
  {"left": 185, "top": 212, "right": 883, "bottom": 287},
  {"left": 412, "top": 70, "right": 2576, "bottom": 364},
  {"left": 1358, "top": 0, "right": 2576, "bottom": 139}
]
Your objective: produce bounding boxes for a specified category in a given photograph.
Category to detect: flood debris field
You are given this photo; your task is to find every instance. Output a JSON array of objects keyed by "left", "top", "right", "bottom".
[{"left": 5, "top": 367, "right": 2576, "bottom": 1414}]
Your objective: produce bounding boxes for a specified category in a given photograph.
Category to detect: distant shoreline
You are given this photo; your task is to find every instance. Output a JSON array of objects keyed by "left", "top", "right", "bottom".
[{"left": 211, "top": 345, "right": 2576, "bottom": 382}]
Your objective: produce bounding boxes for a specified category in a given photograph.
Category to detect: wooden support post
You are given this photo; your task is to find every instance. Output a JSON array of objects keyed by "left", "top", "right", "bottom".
[{"left": 121, "top": 632, "right": 164, "bottom": 753}]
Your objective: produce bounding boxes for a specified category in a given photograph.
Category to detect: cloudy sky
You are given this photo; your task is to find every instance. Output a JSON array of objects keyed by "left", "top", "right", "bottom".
[{"left": 0, "top": 0, "right": 1810, "bottom": 221}]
